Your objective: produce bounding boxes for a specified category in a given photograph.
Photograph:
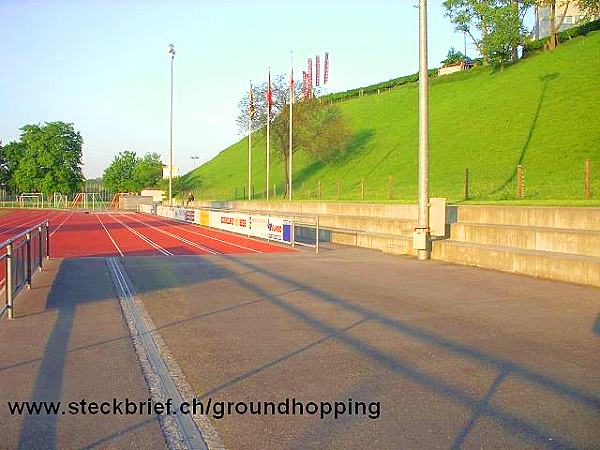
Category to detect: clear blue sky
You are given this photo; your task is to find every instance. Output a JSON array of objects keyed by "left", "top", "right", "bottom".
[{"left": 0, "top": 0, "right": 522, "bottom": 178}]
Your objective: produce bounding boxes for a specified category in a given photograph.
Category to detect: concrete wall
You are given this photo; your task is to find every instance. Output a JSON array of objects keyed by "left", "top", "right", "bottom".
[
  {"left": 192, "top": 200, "right": 418, "bottom": 220},
  {"left": 455, "top": 205, "right": 600, "bottom": 230},
  {"left": 188, "top": 200, "right": 599, "bottom": 286}
]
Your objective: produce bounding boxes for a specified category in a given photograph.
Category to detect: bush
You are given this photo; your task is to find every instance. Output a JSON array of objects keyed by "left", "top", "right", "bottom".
[{"left": 523, "top": 19, "right": 600, "bottom": 56}]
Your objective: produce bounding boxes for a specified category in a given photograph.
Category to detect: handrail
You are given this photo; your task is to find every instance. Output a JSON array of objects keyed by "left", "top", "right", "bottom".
[
  {"left": 0, "top": 220, "right": 50, "bottom": 319},
  {"left": 0, "top": 220, "right": 49, "bottom": 249}
]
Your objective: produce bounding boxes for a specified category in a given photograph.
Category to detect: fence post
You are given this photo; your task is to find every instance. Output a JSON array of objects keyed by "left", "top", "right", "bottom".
[
  {"left": 389, "top": 175, "right": 394, "bottom": 199},
  {"left": 464, "top": 168, "right": 469, "bottom": 200},
  {"left": 38, "top": 226, "right": 43, "bottom": 271},
  {"left": 26, "top": 232, "right": 31, "bottom": 289},
  {"left": 46, "top": 222, "right": 50, "bottom": 259},
  {"left": 517, "top": 165, "right": 524, "bottom": 198},
  {"left": 291, "top": 216, "right": 295, "bottom": 248},
  {"left": 6, "top": 243, "right": 13, "bottom": 319},
  {"left": 360, "top": 178, "right": 365, "bottom": 201},
  {"left": 315, "top": 216, "right": 319, "bottom": 254},
  {"left": 584, "top": 159, "right": 591, "bottom": 199}
]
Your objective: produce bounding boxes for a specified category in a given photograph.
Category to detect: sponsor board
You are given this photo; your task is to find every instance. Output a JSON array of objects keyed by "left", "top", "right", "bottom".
[{"left": 154, "top": 207, "right": 292, "bottom": 244}]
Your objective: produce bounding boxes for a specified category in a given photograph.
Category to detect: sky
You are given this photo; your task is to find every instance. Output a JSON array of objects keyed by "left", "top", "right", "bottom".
[{"left": 1, "top": 0, "right": 506, "bottom": 179}]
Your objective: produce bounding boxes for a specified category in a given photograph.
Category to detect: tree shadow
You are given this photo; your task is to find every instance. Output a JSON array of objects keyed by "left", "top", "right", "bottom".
[
  {"left": 332, "top": 129, "right": 375, "bottom": 166},
  {"left": 490, "top": 73, "right": 559, "bottom": 196}
]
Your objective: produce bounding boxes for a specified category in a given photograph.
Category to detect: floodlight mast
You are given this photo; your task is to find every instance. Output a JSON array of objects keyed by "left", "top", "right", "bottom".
[
  {"left": 168, "top": 44, "right": 176, "bottom": 206},
  {"left": 416, "top": 0, "right": 430, "bottom": 260}
]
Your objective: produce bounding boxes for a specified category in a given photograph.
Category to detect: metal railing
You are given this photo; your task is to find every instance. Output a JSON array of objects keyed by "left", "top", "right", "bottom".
[{"left": 0, "top": 221, "right": 50, "bottom": 319}]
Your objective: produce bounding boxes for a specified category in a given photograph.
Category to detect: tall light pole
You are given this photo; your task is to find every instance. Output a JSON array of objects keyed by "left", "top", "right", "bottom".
[
  {"left": 415, "top": 0, "right": 430, "bottom": 260},
  {"left": 168, "top": 43, "right": 176, "bottom": 206}
]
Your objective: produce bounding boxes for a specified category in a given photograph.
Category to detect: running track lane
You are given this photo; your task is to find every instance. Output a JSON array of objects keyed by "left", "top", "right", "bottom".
[
  {"left": 131, "top": 212, "right": 295, "bottom": 254},
  {"left": 49, "top": 211, "right": 122, "bottom": 258},
  {"left": 0, "top": 210, "right": 295, "bottom": 258},
  {"left": 105, "top": 213, "right": 214, "bottom": 256}
]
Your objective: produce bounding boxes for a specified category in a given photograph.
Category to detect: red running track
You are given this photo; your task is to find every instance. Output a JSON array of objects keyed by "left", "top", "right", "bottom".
[{"left": 0, "top": 209, "right": 295, "bottom": 260}]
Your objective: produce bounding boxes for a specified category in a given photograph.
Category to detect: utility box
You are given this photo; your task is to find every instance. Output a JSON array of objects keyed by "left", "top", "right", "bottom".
[
  {"left": 413, "top": 228, "right": 428, "bottom": 250},
  {"left": 429, "top": 197, "right": 447, "bottom": 237}
]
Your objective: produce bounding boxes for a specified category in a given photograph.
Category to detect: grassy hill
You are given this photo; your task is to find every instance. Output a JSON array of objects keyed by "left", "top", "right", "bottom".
[{"left": 182, "top": 31, "right": 600, "bottom": 204}]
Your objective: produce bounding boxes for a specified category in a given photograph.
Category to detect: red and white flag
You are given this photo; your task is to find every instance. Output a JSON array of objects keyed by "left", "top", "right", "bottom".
[{"left": 266, "top": 70, "right": 273, "bottom": 116}]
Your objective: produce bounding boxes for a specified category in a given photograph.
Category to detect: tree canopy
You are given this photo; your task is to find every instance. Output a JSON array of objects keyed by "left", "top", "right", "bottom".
[
  {"left": 103, "top": 151, "right": 163, "bottom": 192},
  {"left": 1, "top": 122, "right": 84, "bottom": 195},
  {"left": 237, "top": 75, "right": 351, "bottom": 196},
  {"left": 443, "top": 0, "right": 534, "bottom": 67}
]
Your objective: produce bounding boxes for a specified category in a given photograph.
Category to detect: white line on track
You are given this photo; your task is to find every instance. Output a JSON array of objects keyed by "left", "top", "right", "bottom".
[
  {"left": 108, "top": 213, "right": 172, "bottom": 256},
  {"left": 124, "top": 213, "right": 220, "bottom": 255},
  {"left": 0, "top": 210, "right": 52, "bottom": 238},
  {"left": 50, "top": 211, "right": 76, "bottom": 237},
  {"left": 96, "top": 213, "right": 124, "bottom": 257},
  {"left": 140, "top": 214, "right": 261, "bottom": 254}
]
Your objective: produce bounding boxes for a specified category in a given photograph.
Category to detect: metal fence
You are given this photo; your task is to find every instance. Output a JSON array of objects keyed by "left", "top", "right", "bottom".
[{"left": 0, "top": 221, "right": 50, "bottom": 319}]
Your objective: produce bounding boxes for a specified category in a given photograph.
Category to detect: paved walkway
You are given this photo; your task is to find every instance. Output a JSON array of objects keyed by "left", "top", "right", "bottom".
[
  {"left": 0, "top": 258, "right": 165, "bottom": 449},
  {"left": 124, "top": 247, "right": 600, "bottom": 449},
  {"left": 1, "top": 247, "right": 599, "bottom": 449}
]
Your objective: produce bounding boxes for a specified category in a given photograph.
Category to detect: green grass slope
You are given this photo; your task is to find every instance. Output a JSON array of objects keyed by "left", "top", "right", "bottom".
[{"left": 182, "top": 31, "right": 600, "bottom": 204}]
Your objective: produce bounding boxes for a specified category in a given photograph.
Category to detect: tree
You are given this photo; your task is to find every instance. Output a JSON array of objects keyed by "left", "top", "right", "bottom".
[
  {"left": 236, "top": 75, "right": 350, "bottom": 197},
  {"left": 577, "top": 0, "right": 600, "bottom": 18},
  {"left": 442, "top": 47, "right": 468, "bottom": 65},
  {"left": 133, "top": 152, "right": 163, "bottom": 188},
  {"left": 236, "top": 75, "right": 305, "bottom": 135},
  {"left": 12, "top": 122, "right": 84, "bottom": 194},
  {"left": 103, "top": 151, "right": 164, "bottom": 192},
  {"left": 539, "top": 1, "right": 598, "bottom": 50},
  {"left": 444, "top": 0, "right": 535, "bottom": 66},
  {"left": 0, "top": 140, "right": 25, "bottom": 193},
  {"left": 103, "top": 151, "right": 140, "bottom": 192}
]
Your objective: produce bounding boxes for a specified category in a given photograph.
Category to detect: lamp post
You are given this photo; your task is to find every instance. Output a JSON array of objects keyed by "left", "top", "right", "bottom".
[
  {"left": 168, "top": 43, "right": 176, "bottom": 206},
  {"left": 415, "top": 0, "right": 430, "bottom": 260}
]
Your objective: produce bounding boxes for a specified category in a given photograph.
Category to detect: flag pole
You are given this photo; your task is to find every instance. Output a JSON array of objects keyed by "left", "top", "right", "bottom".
[
  {"left": 248, "top": 81, "right": 252, "bottom": 200},
  {"left": 266, "top": 68, "right": 270, "bottom": 202},
  {"left": 289, "top": 51, "right": 293, "bottom": 202}
]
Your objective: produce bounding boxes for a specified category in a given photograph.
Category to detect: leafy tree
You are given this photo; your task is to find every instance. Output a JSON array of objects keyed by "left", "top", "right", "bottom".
[
  {"left": 442, "top": 47, "right": 468, "bottom": 65},
  {"left": 12, "top": 122, "right": 84, "bottom": 194},
  {"left": 237, "top": 75, "right": 350, "bottom": 197},
  {"left": 577, "top": 0, "right": 600, "bottom": 18},
  {"left": 236, "top": 75, "right": 305, "bottom": 135},
  {"left": 443, "top": 0, "right": 534, "bottom": 66},
  {"left": 103, "top": 151, "right": 140, "bottom": 192},
  {"left": 103, "top": 151, "right": 164, "bottom": 192},
  {"left": 133, "top": 152, "right": 163, "bottom": 188},
  {"left": 0, "top": 140, "right": 25, "bottom": 193}
]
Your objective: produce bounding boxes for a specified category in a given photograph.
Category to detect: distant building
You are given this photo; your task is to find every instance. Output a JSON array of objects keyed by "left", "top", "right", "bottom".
[
  {"left": 534, "top": 1, "right": 598, "bottom": 39},
  {"left": 438, "top": 60, "right": 474, "bottom": 77}
]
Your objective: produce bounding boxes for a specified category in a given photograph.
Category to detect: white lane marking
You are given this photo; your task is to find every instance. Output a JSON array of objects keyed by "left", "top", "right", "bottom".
[
  {"left": 0, "top": 210, "right": 51, "bottom": 237},
  {"left": 124, "top": 213, "right": 220, "bottom": 255},
  {"left": 50, "top": 210, "right": 76, "bottom": 237},
  {"left": 141, "top": 215, "right": 262, "bottom": 254},
  {"left": 108, "top": 213, "right": 172, "bottom": 256},
  {"left": 106, "top": 257, "right": 210, "bottom": 449},
  {"left": 96, "top": 213, "right": 123, "bottom": 257}
]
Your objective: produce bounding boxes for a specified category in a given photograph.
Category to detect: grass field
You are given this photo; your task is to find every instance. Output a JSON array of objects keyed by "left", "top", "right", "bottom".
[{"left": 182, "top": 31, "right": 600, "bottom": 204}]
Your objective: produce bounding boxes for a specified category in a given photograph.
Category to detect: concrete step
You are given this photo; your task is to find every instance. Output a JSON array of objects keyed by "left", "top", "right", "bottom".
[
  {"left": 432, "top": 240, "right": 600, "bottom": 286},
  {"left": 454, "top": 205, "right": 600, "bottom": 230},
  {"left": 316, "top": 214, "right": 415, "bottom": 236},
  {"left": 450, "top": 222, "right": 600, "bottom": 258},
  {"left": 331, "top": 231, "right": 416, "bottom": 256}
]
